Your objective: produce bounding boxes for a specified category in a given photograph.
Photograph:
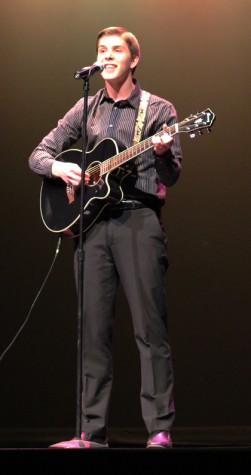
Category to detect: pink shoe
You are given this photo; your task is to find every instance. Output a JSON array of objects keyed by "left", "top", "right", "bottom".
[
  {"left": 49, "top": 432, "right": 108, "bottom": 449},
  {"left": 146, "top": 431, "right": 172, "bottom": 449}
]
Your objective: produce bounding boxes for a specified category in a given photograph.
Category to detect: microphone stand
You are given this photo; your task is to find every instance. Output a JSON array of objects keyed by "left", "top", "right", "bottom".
[{"left": 75, "top": 75, "right": 90, "bottom": 441}]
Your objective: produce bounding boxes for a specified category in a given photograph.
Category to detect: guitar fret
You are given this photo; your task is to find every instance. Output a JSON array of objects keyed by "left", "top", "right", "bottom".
[
  {"left": 101, "top": 136, "right": 159, "bottom": 174},
  {"left": 99, "top": 109, "right": 215, "bottom": 176}
]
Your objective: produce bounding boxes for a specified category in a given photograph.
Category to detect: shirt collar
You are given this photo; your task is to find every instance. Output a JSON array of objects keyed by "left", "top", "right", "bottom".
[{"left": 99, "top": 78, "right": 142, "bottom": 109}]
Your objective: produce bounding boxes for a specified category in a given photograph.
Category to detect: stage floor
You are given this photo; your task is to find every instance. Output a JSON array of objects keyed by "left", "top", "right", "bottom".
[{"left": 1, "top": 446, "right": 251, "bottom": 474}]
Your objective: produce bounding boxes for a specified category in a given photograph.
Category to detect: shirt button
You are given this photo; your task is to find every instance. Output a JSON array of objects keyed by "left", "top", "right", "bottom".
[{"left": 109, "top": 124, "right": 113, "bottom": 128}]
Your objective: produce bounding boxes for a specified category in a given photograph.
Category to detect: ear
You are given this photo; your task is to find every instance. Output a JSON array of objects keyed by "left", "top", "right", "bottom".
[{"left": 131, "top": 55, "right": 140, "bottom": 69}]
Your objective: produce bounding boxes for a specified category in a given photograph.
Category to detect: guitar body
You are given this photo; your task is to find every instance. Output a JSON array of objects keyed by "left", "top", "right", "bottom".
[{"left": 40, "top": 138, "right": 131, "bottom": 237}]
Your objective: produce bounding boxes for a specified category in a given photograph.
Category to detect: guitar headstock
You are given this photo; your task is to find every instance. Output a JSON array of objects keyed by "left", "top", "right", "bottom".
[{"left": 179, "top": 108, "right": 216, "bottom": 137}]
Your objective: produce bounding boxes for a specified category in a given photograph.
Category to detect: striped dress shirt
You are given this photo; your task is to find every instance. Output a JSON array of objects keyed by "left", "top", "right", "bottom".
[{"left": 29, "top": 80, "right": 182, "bottom": 202}]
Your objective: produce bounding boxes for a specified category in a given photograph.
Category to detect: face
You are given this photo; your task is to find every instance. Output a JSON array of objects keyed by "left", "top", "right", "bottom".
[{"left": 97, "top": 35, "right": 139, "bottom": 83}]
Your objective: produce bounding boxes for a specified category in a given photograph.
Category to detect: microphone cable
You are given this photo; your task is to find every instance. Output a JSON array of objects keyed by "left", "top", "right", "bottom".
[{"left": 0, "top": 235, "right": 63, "bottom": 363}]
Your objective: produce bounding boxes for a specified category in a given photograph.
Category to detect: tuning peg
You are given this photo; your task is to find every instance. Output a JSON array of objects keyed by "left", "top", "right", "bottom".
[
  {"left": 189, "top": 133, "right": 196, "bottom": 139},
  {"left": 207, "top": 128, "right": 211, "bottom": 133}
]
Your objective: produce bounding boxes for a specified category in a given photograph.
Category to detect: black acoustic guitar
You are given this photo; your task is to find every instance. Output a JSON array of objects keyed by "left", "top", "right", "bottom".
[{"left": 40, "top": 108, "right": 215, "bottom": 237}]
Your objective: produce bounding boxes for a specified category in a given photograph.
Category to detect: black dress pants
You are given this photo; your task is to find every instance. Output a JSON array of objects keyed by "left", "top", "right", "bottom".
[{"left": 74, "top": 206, "right": 175, "bottom": 440}]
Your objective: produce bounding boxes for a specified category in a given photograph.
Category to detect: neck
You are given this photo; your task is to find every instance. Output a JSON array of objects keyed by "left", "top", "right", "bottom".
[{"left": 105, "top": 75, "right": 135, "bottom": 101}]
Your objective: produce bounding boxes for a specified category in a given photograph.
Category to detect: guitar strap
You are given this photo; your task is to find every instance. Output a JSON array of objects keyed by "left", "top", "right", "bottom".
[{"left": 133, "top": 90, "right": 150, "bottom": 145}]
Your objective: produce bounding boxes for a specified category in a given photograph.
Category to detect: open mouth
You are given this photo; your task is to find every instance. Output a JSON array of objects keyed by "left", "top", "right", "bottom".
[{"left": 104, "top": 64, "right": 116, "bottom": 70}]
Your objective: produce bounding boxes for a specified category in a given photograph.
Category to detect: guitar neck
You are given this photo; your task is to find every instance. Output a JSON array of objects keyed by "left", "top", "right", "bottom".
[
  {"left": 101, "top": 124, "right": 177, "bottom": 175},
  {"left": 99, "top": 108, "right": 215, "bottom": 175}
]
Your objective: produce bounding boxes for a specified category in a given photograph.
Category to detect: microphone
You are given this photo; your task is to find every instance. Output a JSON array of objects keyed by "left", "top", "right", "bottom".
[{"left": 74, "top": 61, "right": 104, "bottom": 79}]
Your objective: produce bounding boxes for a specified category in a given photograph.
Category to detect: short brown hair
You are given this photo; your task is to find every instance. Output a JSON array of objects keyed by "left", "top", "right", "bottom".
[{"left": 96, "top": 26, "right": 140, "bottom": 72}]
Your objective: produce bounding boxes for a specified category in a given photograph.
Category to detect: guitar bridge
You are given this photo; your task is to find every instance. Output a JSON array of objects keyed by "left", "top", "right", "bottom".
[{"left": 66, "top": 184, "right": 75, "bottom": 204}]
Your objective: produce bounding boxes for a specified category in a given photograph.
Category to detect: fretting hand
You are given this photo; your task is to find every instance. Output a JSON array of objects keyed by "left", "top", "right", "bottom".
[{"left": 152, "top": 124, "right": 173, "bottom": 156}]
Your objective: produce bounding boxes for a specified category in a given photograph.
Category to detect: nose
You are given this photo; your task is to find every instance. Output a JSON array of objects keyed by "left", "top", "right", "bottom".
[{"left": 105, "top": 49, "right": 114, "bottom": 59}]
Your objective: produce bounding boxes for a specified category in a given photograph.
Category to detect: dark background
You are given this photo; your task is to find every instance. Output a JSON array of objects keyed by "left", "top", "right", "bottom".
[{"left": 1, "top": 0, "right": 250, "bottom": 447}]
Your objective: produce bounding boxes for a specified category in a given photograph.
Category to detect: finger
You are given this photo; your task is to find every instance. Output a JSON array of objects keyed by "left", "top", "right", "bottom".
[{"left": 162, "top": 133, "right": 173, "bottom": 144}]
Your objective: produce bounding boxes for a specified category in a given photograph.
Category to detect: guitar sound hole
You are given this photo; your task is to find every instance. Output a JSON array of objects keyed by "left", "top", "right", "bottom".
[{"left": 87, "top": 161, "right": 101, "bottom": 186}]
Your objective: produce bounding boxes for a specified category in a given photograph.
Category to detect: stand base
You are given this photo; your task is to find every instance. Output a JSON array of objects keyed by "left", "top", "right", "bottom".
[{"left": 49, "top": 437, "right": 109, "bottom": 449}]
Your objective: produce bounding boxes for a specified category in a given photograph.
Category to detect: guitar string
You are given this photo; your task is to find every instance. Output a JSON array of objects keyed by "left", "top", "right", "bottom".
[
  {"left": 86, "top": 116, "right": 199, "bottom": 179},
  {"left": 69, "top": 112, "right": 210, "bottom": 185},
  {"left": 86, "top": 123, "right": 175, "bottom": 179}
]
